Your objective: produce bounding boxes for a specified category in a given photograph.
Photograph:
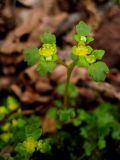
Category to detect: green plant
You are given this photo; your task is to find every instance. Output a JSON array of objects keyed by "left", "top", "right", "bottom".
[
  {"left": 0, "top": 97, "right": 51, "bottom": 160},
  {"left": 1, "top": 99, "right": 120, "bottom": 160},
  {"left": 0, "top": 96, "right": 19, "bottom": 120},
  {"left": 0, "top": 21, "right": 113, "bottom": 160},
  {"left": 46, "top": 103, "right": 120, "bottom": 160},
  {"left": 24, "top": 21, "right": 109, "bottom": 109}
]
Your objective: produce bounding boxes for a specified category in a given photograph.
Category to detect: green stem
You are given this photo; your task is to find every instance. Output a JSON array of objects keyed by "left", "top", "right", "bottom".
[
  {"left": 63, "top": 62, "right": 76, "bottom": 108},
  {"left": 57, "top": 59, "right": 68, "bottom": 68}
]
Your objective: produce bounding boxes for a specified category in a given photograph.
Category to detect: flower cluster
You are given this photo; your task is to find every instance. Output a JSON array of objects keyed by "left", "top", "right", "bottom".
[
  {"left": 0, "top": 96, "right": 20, "bottom": 120},
  {"left": 24, "top": 21, "right": 109, "bottom": 81},
  {"left": 0, "top": 133, "right": 12, "bottom": 142},
  {"left": 23, "top": 137, "right": 37, "bottom": 153},
  {"left": 39, "top": 32, "right": 58, "bottom": 62},
  {"left": 39, "top": 43, "right": 57, "bottom": 61},
  {"left": 72, "top": 32, "right": 105, "bottom": 67},
  {"left": 72, "top": 45, "right": 90, "bottom": 56}
]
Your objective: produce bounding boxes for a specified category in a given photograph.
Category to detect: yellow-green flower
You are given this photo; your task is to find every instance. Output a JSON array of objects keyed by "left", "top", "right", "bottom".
[
  {"left": 72, "top": 45, "right": 92, "bottom": 56},
  {"left": 2, "top": 123, "right": 10, "bottom": 131},
  {"left": 16, "top": 108, "right": 22, "bottom": 115},
  {"left": 0, "top": 133, "right": 12, "bottom": 142},
  {"left": 0, "top": 106, "right": 8, "bottom": 120},
  {"left": 80, "top": 36, "right": 87, "bottom": 42},
  {"left": 12, "top": 119, "right": 18, "bottom": 127},
  {"left": 7, "top": 96, "right": 19, "bottom": 111},
  {"left": 8, "top": 104, "right": 18, "bottom": 111},
  {"left": 39, "top": 44, "right": 57, "bottom": 61},
  {"left": 0, "top": 106, "right": 7, "bottom": 114},
  {"left": 23, "top": 137, "right": 37, "bottom": 153}
]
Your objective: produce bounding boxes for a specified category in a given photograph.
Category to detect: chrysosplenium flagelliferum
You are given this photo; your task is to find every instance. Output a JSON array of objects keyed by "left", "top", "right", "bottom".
[{"left": 24, "top": 21, "right": 109, "bottom": 81}]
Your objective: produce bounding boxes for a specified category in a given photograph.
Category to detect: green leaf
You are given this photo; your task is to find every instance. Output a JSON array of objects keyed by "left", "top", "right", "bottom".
[
  {"left": 86, "top": 55, "right": 96, "bottom": 64},
  {"left": 73, "top": 34, "right": 87, "bottom": 43},
  {"left": 37, "top": 140, "right": 51, "bottom": 153},
  {"left": 52, "top": 54, "right": 58, "bottom": 61},
  {"left": 112, "top": 123, "right": 120, "bottom": 140},
  {"left": 27, "top": 116, "right": 41, "bottom": 128},
  {"left": 54, "top": 100, "right": 62, "bottom": 108},
  {"left": 72, "top": 118, "right": 82, "bottom": 126},
  {"left": 46, "top": 108, "right": 57, "bottom": 119},
  {"left": 24, "top": 116, "right": 42, "bottom": 140},
  {"left": 77, "top": 56, "right": 89, "bottom": 68},
  {"left": 80, "top": 127, "right": 89, "bottom": 139},
  {"left": 73, "top": 34, "right": 80, "bottom": 42},
  {"left": 71, "top": 52, "right": 78, "bottom": 61},
  {"left": 59, "top": 109, "right": 75, "bottom": 121},
  {"left": 78, "top": 109, "right": 89, "bottom": 121},
  {"left": 41, "top": 32, "right": 56, "bottom": 44},
  {"left": 15, "top": 143, "right": 27, "bottom": 156},
  {"left": 25, "top": 125, "right": 42, "bottom": 140},
  {"left": 83, "top": 142, "right": 94, "bottom": 156},
  {"left": 88, "top": 61, "right": 109, "bottom": 81},
  {"left": 92, "top": 49, "right": 105, "bottom": 60},
  {"left": 98, "top": 137, "right": 106, "bottom": 150},
  {"left": 57, "top": 83, "right": 78, "bottom": 98},
  {"left": 12, "top": 126, "right": 26, "bottom": 142},
  {"left": 86, "top": 37, "right": 94, "bottom": 44},
  {"left": 24, "top": 47, "right": 40, "bottom": 66},
  {"left": 37, "top": 61, "right": 56, "bottom": 76},
  {"left": 76, "top": 21, "right": 91, "bottom": 36}
]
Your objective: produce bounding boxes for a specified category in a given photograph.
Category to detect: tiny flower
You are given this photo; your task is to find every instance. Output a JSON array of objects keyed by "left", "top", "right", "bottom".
[
  {"left": 72, "top": 45, "right": 91, "bottom": 57},
  {"left": 2, "top": 123, "right": 10, "bottom": 131},
  {"left": 0, "top": 106, "right": 8, "bottom": 120},
  {"left": 0, "top": 106, "right": 7, "bottom": 114},
  {"left": 0, "top": 133, "right": 12, "bottom": 142},
  {"left": 39, "top": 44, "right": 57, "bottom": 61},
  {"left": 23, "top": 137, "right": 37, "bottom": 153},
  {"left": 8, "top": 104, "right": 18, "bottom": 111},
  {"left": 12, "top": 119, "right": 18, "bottom": 127},
  {"left": 7, "top": 96, "right": 19, "bottom": 111},
  {"left": 80, "top": 36, "right": 87, "bottom": 42}
]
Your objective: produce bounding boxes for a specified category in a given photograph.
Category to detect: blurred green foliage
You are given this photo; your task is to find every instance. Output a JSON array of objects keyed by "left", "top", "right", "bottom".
[
  {"left": 0, "top": 96, "right": 120, "bottom": 160},
  {"left": 0, "top": 97, "right": 51, "bottom": 160},
  {"left": 45, "top": 102, "right": 120, "bottom": 160},
  {"left": 112, "top": 0, "right": 120, "bottom": 4}
]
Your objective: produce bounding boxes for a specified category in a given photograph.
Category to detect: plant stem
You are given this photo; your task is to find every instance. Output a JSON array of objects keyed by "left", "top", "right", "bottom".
[
  {"left": 57, "top": 59, "right": 68, "bottom": 68},
  {"left": 63, "top": 61, "right": 76, "bottom": 108}
]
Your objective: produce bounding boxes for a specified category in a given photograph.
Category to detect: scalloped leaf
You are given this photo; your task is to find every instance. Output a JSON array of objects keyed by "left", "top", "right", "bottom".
[
  {"left": 92, "top": 50, "right": 105, "bottom": 60},
  {"left": 24, "top": 47, "right": 40, "bottom": 66},
  {"left": 76, "top": 21, "right": 91, "bottom": 36},
  {"left": 88, "top": 62, "right": 109, "bottom": 81},
  {"left": 77, "top": 56, "right": 89, "bottom": 68},
  {"left": 86, "top": 37, "right": 94, "bottom": 44},
  {"left": 41, "top": 32, "right": 56, "bottom": 44},
  {"left": 37, "top": 61, "right": 56, "bottom": 76}
]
